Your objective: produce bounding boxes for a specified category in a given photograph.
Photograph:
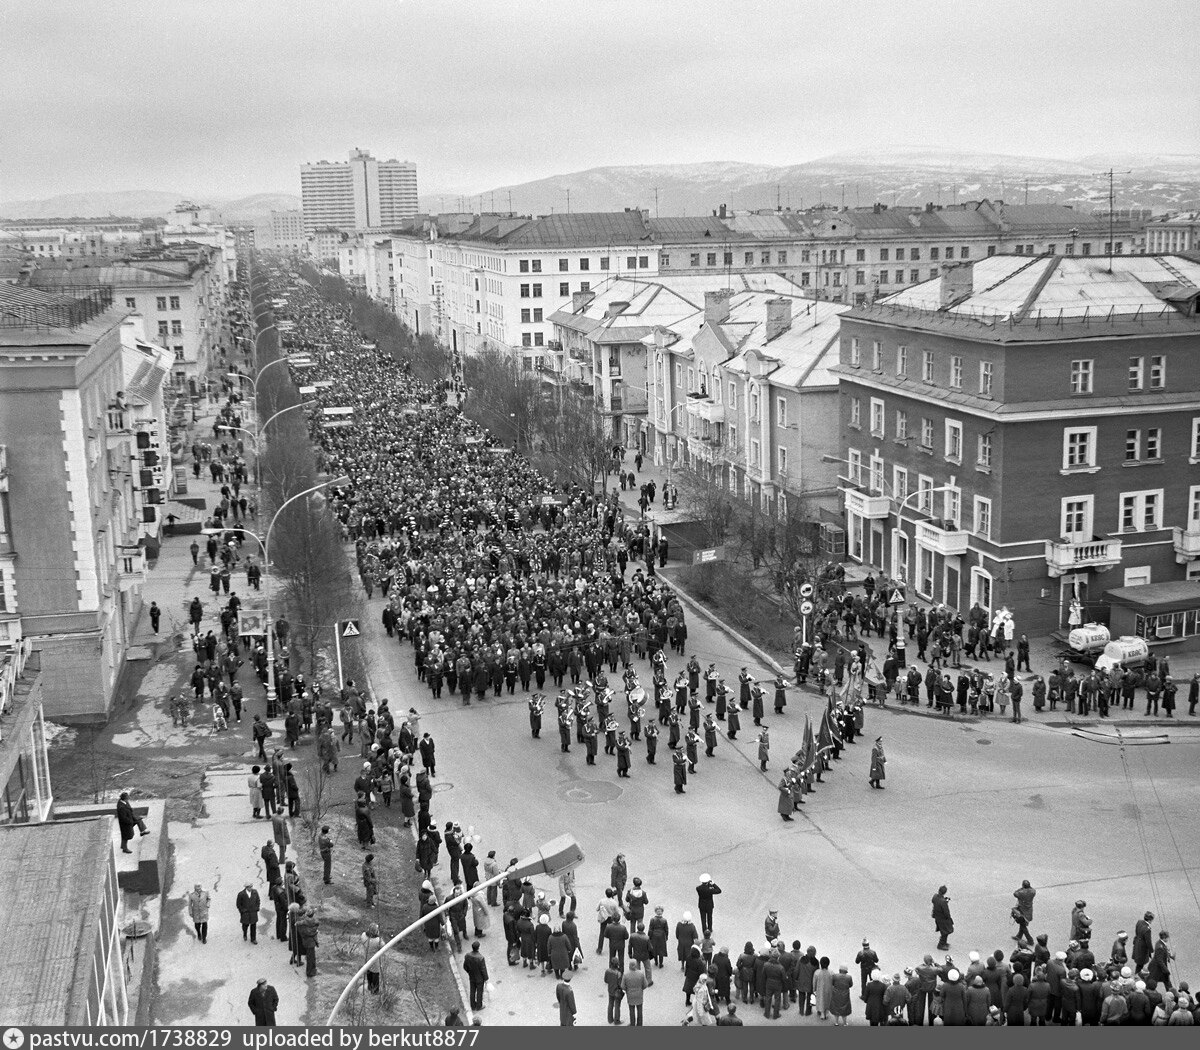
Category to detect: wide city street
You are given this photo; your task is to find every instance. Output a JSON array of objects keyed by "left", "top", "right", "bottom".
[{"left": 359, "top": 583, "right": 1200, "bottom": 1026}]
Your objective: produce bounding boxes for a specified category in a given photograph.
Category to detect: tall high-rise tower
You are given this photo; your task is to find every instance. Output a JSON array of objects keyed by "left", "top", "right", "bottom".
[{"left": 300, "top": 149, "right": 418, "bottom": 234}]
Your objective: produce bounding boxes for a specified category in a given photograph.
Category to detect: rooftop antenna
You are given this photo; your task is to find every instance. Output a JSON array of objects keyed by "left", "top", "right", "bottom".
[
  {"left": 1094, "top": 167, "right": 1131, "bottom": 273},
  {"left": 565, "top": 188, "right": 571, "bottom": 214},
  {"left": 653, "top": 187, "right": 660, "bottom": 218},
  {"left": 507, "top": 190, "right": 513, "bottom": 214}
]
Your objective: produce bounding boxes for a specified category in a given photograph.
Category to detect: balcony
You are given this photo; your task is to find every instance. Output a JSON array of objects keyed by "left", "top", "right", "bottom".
[
  {"left": 1044, "top": 537, "right": 1123, "bottom": 577},
  {"left": 1173, "top": 526, "right": 1200, "bottom": 563},
  {"left": 567, "top": 344, "right": 589, "bottom": 363},
  {"left": 547, "top": 340, "right": 564, "bottom": 353},
  {"left": 915, "top": 518, "right": 969, "bottom": 557},
  {"left": 844, "top": 488, "right": 890, "bottom": 521}
]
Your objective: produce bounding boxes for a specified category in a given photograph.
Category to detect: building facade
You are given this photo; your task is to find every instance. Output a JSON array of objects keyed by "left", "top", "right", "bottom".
[
  {"left": 0, "top": 640, "right": 52, "bottom": 824},
  {"left": 0, "top": 289, "right": 172, "bottom": 721},
  {"left": 1145, "top": 212, "right": 1199, "bottom": 254},
  {"left": 300, "top": 149, "right": 418, "bottom": 234},
  {"left": 833, "top": 253, "right": 1200, "bottom": 638},
  {"left": 270, "top": 209, "right": 306, "bottom": 253}
]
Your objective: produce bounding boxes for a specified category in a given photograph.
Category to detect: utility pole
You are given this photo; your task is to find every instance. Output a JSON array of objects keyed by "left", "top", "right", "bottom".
[
  {"left": 565, "top": 188, "right": 571, "bottom": 214},
  {"left": 1024, "top": 177, "right": 1029, "bottom": 206},
  {"left": 507, "top": 190, "right": 513, "bottom": 214},
  {"left": 653, "top": 187, "right": 659, "bottom": 217}
]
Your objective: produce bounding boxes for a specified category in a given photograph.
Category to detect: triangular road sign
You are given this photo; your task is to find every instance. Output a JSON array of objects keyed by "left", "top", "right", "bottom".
[{"left": 341, "top": 620, "right": 361, "bottom": 637}]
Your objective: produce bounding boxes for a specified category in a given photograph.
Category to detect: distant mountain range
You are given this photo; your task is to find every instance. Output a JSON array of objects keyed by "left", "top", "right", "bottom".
[
  {"left": 420, "top": 149, "right": 1200, "bottom": 218},
  {"left": 0, "top": 190, "right": 301, "bottom": 224},
  {"left": 5, "top": 149, "right": 1199, "bottom": 226}
]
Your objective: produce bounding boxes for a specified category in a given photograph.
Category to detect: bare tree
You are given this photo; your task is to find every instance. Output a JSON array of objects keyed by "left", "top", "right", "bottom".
[{"left": 672, "top": 436, "right": 739, "bottom": 549}]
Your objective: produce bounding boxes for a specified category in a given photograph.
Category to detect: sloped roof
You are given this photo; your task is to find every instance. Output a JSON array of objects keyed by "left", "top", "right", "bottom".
[{"left": 721, "top": 300, "right": 848, "bottom": 389}]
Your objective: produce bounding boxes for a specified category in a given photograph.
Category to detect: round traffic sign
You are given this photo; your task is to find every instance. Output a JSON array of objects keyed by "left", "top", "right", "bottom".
[
  {"left": 799, "top": 583, "right": 815, "bottom": 599},
  {"left": 800, "top": 600, "right": 815, "bottom": 616}
]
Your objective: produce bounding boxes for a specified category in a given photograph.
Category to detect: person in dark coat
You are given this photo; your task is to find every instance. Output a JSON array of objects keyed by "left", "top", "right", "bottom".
[
  {"left": 115, "top": 792, "right": 148, "bottom": 853},
  {"left": 683, "top": 946, "right": 705, "bottom": 1006},
  {"left": 556, "top": 973, "right": 577, "bottom": 1025},
  {"left": 1006, "top": 972, "right": 1030, "bottom": 1025},
  {"left": 549, "top": 925, "right": 572, "bottom": 979},
  {"left": 869, "top": 736, "right": 886, "bottom": 788},
  {"left": 463, "top": 942, "right": 488, "bottom": 1011},
  {"left": 864, "top": 970, "right": 887, "bottom": 1025},
  {"left": 932, "top": 886, "right": 954, "bottom": 950},
  {"left": 647, "top": 906, "right": 669, "bottom": 968},
  {"left": 964, "top": 974, "right": 991, "bottom": 1025},
  {"left": 248, "top": 978, "right": 278, "bottom": 1026},
  {"left": 236, "top": 882, "right": 261, "bottom": 943},
  {"left": 1133, "top": 911, "right": 1154, "bottom": 974}
]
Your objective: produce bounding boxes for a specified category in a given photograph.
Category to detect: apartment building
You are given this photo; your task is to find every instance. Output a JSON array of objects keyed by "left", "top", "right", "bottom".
[
  {"left": 1145, "top": 211, "right": 1199, "bottom": 254},
  {"left": 0, "top": 225, "right": 159, "bottom": 260},
  {"left": 833, "top": 253, "right": 1200, "bottom": 638},
  {"left": 28, "top": 245, "right": 228, "bottom": 391},
  {"left": 0, "top": 288, "right": 172, "bottom": 721},
  {"left": 271, "top": 209, "right": 306, "bottom": 253},
  {"left": 162, "top": 202, "right": 238, "bottom": 283},
  {"left": 300, "top": 149, "right": 418, "bottom": 234},
  {"left": 0, "top": 641, "right": 53, "bottom": 824}
]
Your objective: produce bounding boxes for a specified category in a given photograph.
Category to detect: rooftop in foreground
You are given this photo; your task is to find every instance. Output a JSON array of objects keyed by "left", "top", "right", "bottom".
[{"left": 0, "top": 817, "right": 115, "bottom": 1026}]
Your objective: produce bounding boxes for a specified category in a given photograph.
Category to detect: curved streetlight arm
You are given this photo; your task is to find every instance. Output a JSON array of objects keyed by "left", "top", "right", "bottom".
[
  {"left": 262, "top": 399, "right": 316, "bottom": 434},
  {"left": 326, "top": 835, "right": 583, "bottom": 1025},
  {"left": 264, "top": 475, "right": 351, "bottom": 554}
]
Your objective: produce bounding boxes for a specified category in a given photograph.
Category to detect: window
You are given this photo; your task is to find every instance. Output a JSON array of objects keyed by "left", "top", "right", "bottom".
[
  {"left": 751, "top": 438, "right": 761, "bottom": 470},
  {"left": 869, "top": 455, "right": 884, "bottom": 493},
  {"left": 533, "top": 308, "right": 543, "bottom": 322},
  {"left": 848, "top": 337, "right": 860, "bottom": 366},
  {"left": 705, "top": 253, "right": 716, "bottom": 266},
  {"left": 521, "top": 309, "right": 531, "bottom": 323},
  {"left": 895, "top": 410, "right": 908, "bottom": 442},
  {"left": 847, "top": 448, "right": 862, "bottom": 484},
  {"left": 156, "top": 296, "right": 167, "bottom": 310},
  {"left": 639, "top": 256, "right": 649, "bottom": 269},
  {"left": 895, "top": 248, "right": 906, "bottom": 262},
  {"left": 578, "top": 282, "right": 589, "bottom": 294},
  {"left": 777, "top": 397, "right": 787, "bottom": 427},
  {"left": 1070, "top": 359, "right": 1093, "bottom": 394},
  {"left": 760, "top": 251, "right": 770, "bottom": 264},
  {"left": 171, "top": 319, "right": 182, "bottom": 335},
  {"left": 777, "top": 447, "right": 788, "bottom": 475},
  {"left": 777, "top": 251, "right": 787, "bottom": 265},
  {"left": 893, "top": 466, "right": 909, "bottom": 504},
  {"left": 1082, "top": 243, "right": 1092, "bottom": 255},
  {"left": 124, "top": 297, "right": 136, "bottom": 308},
  {"left": 724, "top": 252, "right": 733, "bottom": 266},
  {"left": 849, "top": 397, "right": 862, "bottom": 428},
  {"left": 579, "top": 258, "right": 589, "bottom": 271},
  {"left": 979, "top": 361, "right": 993, "bottom": 396},
  {"left": 660, "top": 253, "right": 670, "bottom": 267},
  {"left": 950, "top": 355, "right": 962, "bottom": 388},
  {"left": 856, "top": 249, "right": 866, "bottom": 262},
  {"left": 600, "top": 257, "right": 610, "bottom": 270},
  {"left": 917, "top": 475, "right": 934, "bottom": 514},
  {"left": 922, "top": 350, "right": 934, "bottom": 383},
  {"left": 626, "top": 257, "right": 637, "bottom": 270},
  {"left": 911, "top": 269, "right": 920, "bottom": 284},
  {"left": 920, "top": 417, "right": 934, "bottom": 450},
  {"left": 977, "top": 433, "right": 992, "bottom": 469},
  {"left": 961, "top": 247, "right": 970, "bottom": 259},
  {"left": 157, "top": 320, "right": 169, "bottom": 337},
  {"left": 690, "top": 253, "right": 700, "bottom": 267},
  {"left": 832, "top": 272, "right": 842, "bottom": 287},
  {"left": 1047, "top": 244, "right": 1056, "bottom": 254},
  {"left": 911, "top": 248, "right": 921, "bottom": 261},
  {"left": 973, "top": 497, "right": 992, "bottom": 540},
  {"left": 896, "top": 345, "right": 907, "bottom": 376},
  {"left": 1149, "top": 356, "right": 1165, "bottom": 388},
  {"left": 870, "top": 397, "right": 885, "bottom": 436},
  {"left": 1129, "top": 356, "right": 1144, "bottom": 390},
  {"left": 532, "top": 284, "right": 542, "bottom": 297},
  {"left": 856, "top": 270, "right": 866, "bottom": 285},
  {"left": 519, "top": 260, "right": 529, "bottom": 273},
  {"left": 930, "top": 269, "right": 939, "bottom": 279},
  {"left": 520, "top": 284, "right": 530, "bottom": 298},
  {"left": 558, "top": 258, "right": 568, "bottom": 272},
  {"left": 944, "top": 419, "right": 962, "bottom": 462},
  {"left": 521, "top": 333, "right": 532, "bottom": 347},
  {"left": 930, "top": 247, "right": 940, "bottom": 261},
  {"left": 872, "top": 340, "right": 882, "bottom": 370},
  {"left": 1062, "top": 426, "right": 1097, "bottom": 471},
  {"left": 534, "top": 333, "right": 544, "bottom": 346},
  {"left": 1120, "top": 490, "right": 1163, "bottom": 532},
  {"left": 1145, "top": 428, "right": 1162, "bottom": 460},
  {"left": 895, "top": 270, "right": 905, "bottom": 284},
  {"left": 1189, "top": 485, "right": 1200, "bottom": 529},
  {"left": 1061, "top": 497, "right": 1091, "bottom": 540},
  {"left": 169, "top": 295, "right": 180, "bottom": 310},
  {"left": 800, "top": 272, "right": 811, "bottom": 286},
  {"left": 531, "top": 260, "right": 542, "bottom": 272},
  {"left": 173, "top": 346, "right": 184, "bottom": 361},
  {"left": 559, "top": 282, "right": 569, "bottom": 296},
  {"left": 745, "top": 252, "right": 754, "bottom": 266},
  {"left": 1192, "top": 417, "right": 1200, "bottom": 461},
  {"left": 728, "top": 383, "right": 737, "bottom": 410}
]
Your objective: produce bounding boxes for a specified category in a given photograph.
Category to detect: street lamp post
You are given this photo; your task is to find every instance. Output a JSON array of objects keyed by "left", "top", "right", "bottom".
[
  {"left": 327, "top": 834, "right": 585, "bottom": 1025},
  {"left": 204, "top": 474, "right": 349, "bottom": 715},
  {"left": 658, "top": 401, "right": 691, "bottom": 488},
  {"left": 217, "top": 400, "right": 315, "bottom": 488}
]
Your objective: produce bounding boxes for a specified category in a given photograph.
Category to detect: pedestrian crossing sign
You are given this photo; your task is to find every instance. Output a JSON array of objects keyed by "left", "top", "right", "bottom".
[
  {"left": 341, "top": 619, "right": 361, "bottom": 637},
  {"left": 889, "top": 587, "right": 906, "bottom": 605}
]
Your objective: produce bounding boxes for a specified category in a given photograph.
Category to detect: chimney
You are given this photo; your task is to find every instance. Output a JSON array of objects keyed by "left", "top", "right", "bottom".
[
  {"left": 605, "top": 300, "right": 630, "bottom": 319},
  {"left": 704, "top": 289, "right": 732, "bottom": 325},
  {"left": 764, "top": 297, "right": 792, "bottom": 342},
  {"left": 718, "top": 203, "right": 728, "bottom": 219},
  {"left": 939, "top": 262, "right": 974, "bottom": 308},
  {"left": 572, "top": 290, "right": 594, "bottom": 313}
]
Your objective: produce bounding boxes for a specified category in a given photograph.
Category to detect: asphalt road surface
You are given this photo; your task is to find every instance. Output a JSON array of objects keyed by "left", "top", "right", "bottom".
[{"left": 359, "top": 584, "right": 1200, "bottom": 1026}]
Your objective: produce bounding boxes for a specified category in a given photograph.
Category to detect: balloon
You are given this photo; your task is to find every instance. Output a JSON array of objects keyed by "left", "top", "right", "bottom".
[{"left": 473, "top": 834, "right": 482, "bottom": 844}]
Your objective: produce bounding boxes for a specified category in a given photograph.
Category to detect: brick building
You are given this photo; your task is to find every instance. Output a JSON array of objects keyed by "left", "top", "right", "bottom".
[{"left": 833, "top": 253, "right": 1200, "bottom": 638}]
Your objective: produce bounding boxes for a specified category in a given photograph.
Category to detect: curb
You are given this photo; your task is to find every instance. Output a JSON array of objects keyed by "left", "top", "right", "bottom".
[{"left": 656, "top": 571, "right": 788, "bottom": 679}]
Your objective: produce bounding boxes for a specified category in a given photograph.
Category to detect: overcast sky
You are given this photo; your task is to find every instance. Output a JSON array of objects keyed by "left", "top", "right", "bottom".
[{"left": 3, "top": 0, "right": 1197, "bottom": 203}]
